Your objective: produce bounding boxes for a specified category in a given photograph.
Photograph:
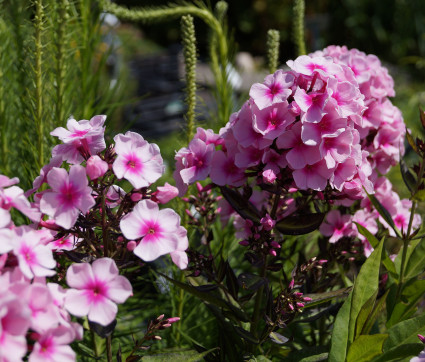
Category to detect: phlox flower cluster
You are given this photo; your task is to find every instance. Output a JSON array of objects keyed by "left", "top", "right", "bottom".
[
  {"left": 174, "top": 46, "right": 414, "bottom": 259},
  {"left": 0, "top": 115, "right": 186, "bottom": 360}
]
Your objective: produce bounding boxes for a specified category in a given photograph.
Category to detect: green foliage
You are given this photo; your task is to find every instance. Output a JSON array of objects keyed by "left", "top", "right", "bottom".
[{"left": 0, "top": 0, "right": 127, "bottom": 188}]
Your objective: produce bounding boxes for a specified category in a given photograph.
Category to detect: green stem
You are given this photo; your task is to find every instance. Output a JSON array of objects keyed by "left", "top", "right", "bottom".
[
  {"left": 34, "top": 0, "right": 44, "bottom": 169},
  {"left": 266, "top": 29, "right": 280, "bottom": 74},
  {"left": 106, "top": 335, "right": 113, "bottom": 362},
  {"left": 250, "top": 259, "right": 268, "bottom": 342},
  {"left": 293, "top": 0, "right": 306, "bottom": 56}
]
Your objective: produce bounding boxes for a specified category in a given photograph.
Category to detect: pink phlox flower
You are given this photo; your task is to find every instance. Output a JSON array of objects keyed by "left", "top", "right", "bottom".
[
  {"left": 320, "top": 210, "right": 354, "bottom": 243},
  {"left": 0, "top": 185, "right": 42, "bottom": 227},
  {"left": 262, "top": 169, "right": 277, "bottom": 184},
  {"left": 210, "top": 150, "right": 246, "bottom": 187},
  {"left": 319, "top": 129, "right": 353, "bottom": 169},
  {"left": 294, "top": 87, "right": 328, "bottom": 123},
  {"left": 277, "top": 122, "right": 321, "bottom": 170},
  {"left": 301, "top": 108, "right": 347, "bottom": 146},
  {"left": 40, "top": 165, "right": 95, "bottom": 230},
  {"left": 86, "top": 155, "right": 108, "bottom": 180},
  {"left": 120, "top": 200, "right": 183, "bottom": 262},
  {"left": 231, "top": 101, "right": 273, "bottom": 149},
  {"left": 249, "top": 70, "right": 294, "bottom": 110},
  {"left": 174, "top": 139, "right": 214, "bottom": 188},
  {"left": 25, "top": 156, "right": 63, "bottom": 197},
  {"left": 49, "top": 234, "right": 80, "bottom": 252},
  {"left": 10, "top": 282, "right": 60, "bottom": 334},
  {"left": 326, "top": 77, "right": 365, "bottom": 118},
  {"left": 169, "top": 226, "right": 189, "bottom": 270},
  {"left": 292, "top": 159, "right": 334, "bottom": 191},
  {"left": 113, "top": 131, "right": 164, "bottom": 189},
  {"left": 155, "top": 182, "right": 179, "bottom": 204},
  {"left": 262, "top": 149, "right": 287, "bottom": 174},
  {"left": 352, "top": 210, "right": 378, "bottom": 256},
  {"left": 11, "top": 227, "right": 56, "bottom": 279},
  {"left": 65, "top": 258, "right": 132, "bottom": 326},
  {"left": 0, "top": 228, "right": 15, "bottom": 255},
  {"left": 106, "top": 185, "right": 125, "bottom": 208},
  {"left": 193, "top": 127, "right": 222, "bottom": 146},
  {"left": 0, "top": 176, "right": 19, "bottom": 189},
  {"left": 329, "top": 157, "right": 357, "bottom": 191},
  {"left": 260, "top": 214, "right": 275, "bottom": 231},
  {"left": 51, "top": 115, "right": 106, "bottom": 164},
  {"left": 29, "top": 325, "right": 76, "bottom": 362},
  {"left": 287, "top": 55, "right": 342, "bottom": 78},
  {"left": 252, "top": 102, "right": 295, "bottom": 139},
  {"left": 234, "top": 145, "right": 264, "bottom": 168},
  {"left": 234, "top": 216, "right": 254, "bottom": 240},
  {"left": 0, "top": 294, "right": 31, "bottom": 361}
]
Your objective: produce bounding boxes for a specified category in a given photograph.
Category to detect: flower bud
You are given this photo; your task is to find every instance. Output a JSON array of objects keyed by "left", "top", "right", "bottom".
[
  {"left": 86, "top": 155, "right": 108, "bottom": 180},
  {"left": 156, "top": 182, "right": 179, "bottom": 204},
  {"left": 262, "top": 169, "right": 277, "bottom": 184},
  {"left": 418, "top": 334, "right": 425, "bottom": 344},
  {"left": 131, "top": 193, "right": 142, "bottom": 202},
  {"left": 127, "top": 240, "right": 137, "bottom": 251},
  {"left": 166, "top": 317, "right": 180, "bottom": 324}
]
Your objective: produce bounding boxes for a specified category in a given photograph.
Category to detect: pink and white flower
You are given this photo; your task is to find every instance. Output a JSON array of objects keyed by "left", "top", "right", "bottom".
[
  {"left": 40, "top": 165, "right": 95, "bottom": 230},
  {"left": 113, "top": 131, "right": 164, "bottom": 189},
  {"left": 65, "top": 258, "right": 132, "bottom": 326},
  {"left": 120, "top": 200, "right": 186, "bottom": 263}
]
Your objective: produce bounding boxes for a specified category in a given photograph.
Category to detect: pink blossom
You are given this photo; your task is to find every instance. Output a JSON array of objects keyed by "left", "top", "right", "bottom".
[
  {"left": 40, "top": 165, "right": 95, "bottom": 229},
  {"left": 113, "top": 131, "right": 164, "bottom": 189},
  {"left": 155, "top": 182, "right": 179, "bottom": 204},
  {"left": 169, "top": 226, "right": 189, "bottom": 270},
  {"left": 292, "top": 159, "right": 334, "bottom": 191},
  {"left": 210, "top": 150, "right": 246, "bottom": 187},
  {"left": 262, "top": 169, "right": 277, "bottom": 184},
  {"left": 252, "top": 102, "right": 295, "bottom": 139},
  {"left": 86, "top": 155, "right": 108, "bottom": 180},
  {"left": 320, "top": 210, "right": 354, "bottom": 243},
  {"left": 249, "top": 70, "right": 294, "bottom": 109},
  {"left": 29, "top": 326, "right": 76, "bottom": 362},
  {"left": 51, "top": 115, "right": 106, "bottom": 164},
  {"left": 49, "top": 235, "right": 80, "bottom": 252},
  {"left": 287, "top": 55, "right": 342, "bottom": 78},
  {"left": 260, "top": 214, "right": 275, "bottom": 231},
  {"left": 120, "top": 199, "right": 184, "bottom": 262},
  {"left": 10, "top": 227, "right": 56, "bottom": 279},
  {"left": 294, "top": 87, "right": 328, "bottom": 123},
  {"left": 26, "top": 156, "right": 63, "bottom": 197},
  {"left": 65, "top": 258, "right": 132, "bottom": 326}
]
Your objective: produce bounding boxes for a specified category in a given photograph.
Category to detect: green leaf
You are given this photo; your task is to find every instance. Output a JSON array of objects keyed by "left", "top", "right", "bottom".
[
  {"left": 371, "top": 343, "right": 424, "bottom": 362},
  {"left": 303, "top": 287, "right": 352, "bottom": 309},
  {"left": 225, "top": 261, "right": 239, "bottom": 300},
  {"left": 275, "top": 213, "right": 326, "bottom": 235},
  {"left": 158, "top": 273, "right": 250, "bottom": 322},
  {"left": 404, "top": 238, "right": 425, "bottom": 280},
  {"left": 346, "top": 334, "right": 388, "bottom": 362},
  {"left": 362, "top": 289, "right": 390, "bottom": 335},
  {"left": 219, "top": 186, "right": 260, "bottom": 223},
  {"left": 394, "top": 239, "right": 421, "bottom": 275},
  {"left": 413, "top": 189, "right": 425, "bottom": 201},
  {"left": 269, "top": 331, "right": 289, "bottom": 344},
  {"left": 141, "top": 348, "right": 217, "bottom": 362},
  {"left": 286, "top": 346, "right": 329, "bottom": 362},
  {"left": 405, "top": 128, "right": 418, "bottom": 153},
  {"left": 400, "top": 157, "right": 417, "bottom": 193},
  {"left": 384, "top": 313, "right": 425, "bottom": 351},
  {"left": 387, "top": 279, "right": 425, "bottom": 327},
  {"left": 348, "top": 237, "right": 384, "bottom": 343},
  {"left": 355, "top": 223, "right": 398, "bottom": 280},
  {"left": 234, "top": 326, "right": 259, "bottom": 344},
  {"left": 367, "top": 193, "right": 402, "bottom": 238},
  {"left": 354, "top": 290, "right": 378, "bottom": 339},
  {"left": 328, "top": 292, "right": 353, "bottom": 362}
]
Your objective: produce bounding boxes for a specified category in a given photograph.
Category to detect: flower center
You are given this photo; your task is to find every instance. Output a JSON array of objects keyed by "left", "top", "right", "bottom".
[
  {"left": 148, "top": 228, "right": 155, "bottom": 234},
  {"left": 127, "top": 160, "right": 136, "bottom": 168}
]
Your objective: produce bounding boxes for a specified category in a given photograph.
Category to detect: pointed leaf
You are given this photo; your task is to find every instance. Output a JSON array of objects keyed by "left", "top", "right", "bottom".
[
  {"left": 275, "top": 213, "right": 325, "bottom": 235},
  {"left": 303, "top": 287, "right": 352, "bottom": 309},
  {"left": 362, "top": 289, "right": 390, "bottom": 335},
  {"left": 406, "top": 128, "right": 418, "bottom": 153},
  {"left": 383, "top": 313, "right": 425, "bottom": 351},
  {"left": 238, "top": 273, "right": 267, "bottom": 291},
  {"left": 286, "top": 347, "right": 329, "bottom": 362},
  {"left": 328, "top": 292, "right": 352, "bottom": 362},
  {"left": 141, "top": 348, "right": 217, "bottom": 362},
  {"left": 346, "top": 334, "right": 388, "bottom": 362},
  {"left": 404, "top": 238, "right": 425, "bottom": 280},
  {"left": 400, "top": 157, "right": 417, "bottom": 193},
  {"left": 348, "top": 237, "right": 384, "bottom": 343},
  {"left": 354, "top": 290, "right": 378, "bottom": 339},
  {"left": 387, "top": 279, "right": 425, "bottom": 327},
  {"left": 219, "top": 186, "right": 260, "bottom": 222},
  {"left": 225, "top": 262, "right": 239, "bottom": 300},
  {"left": 420, "top": 107, "right": 425, "bottom": 131},
  {"left": 355, "top": 223, "right": 397, "bottom": 280},
  {"left": 413, "top": 189, "right": 425, "bottom": 201},
  {"left": 371, "top": 343, "right": 424, "bottom": 362},
  {"left": 269, "top": 331, "right": 289, "bottom": 345},
  {"left": 234, "top": 326, "right": 259, "bottom": 344},
  {"left": 367, "top": 193, "right": 402, "bottom": 238}
]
